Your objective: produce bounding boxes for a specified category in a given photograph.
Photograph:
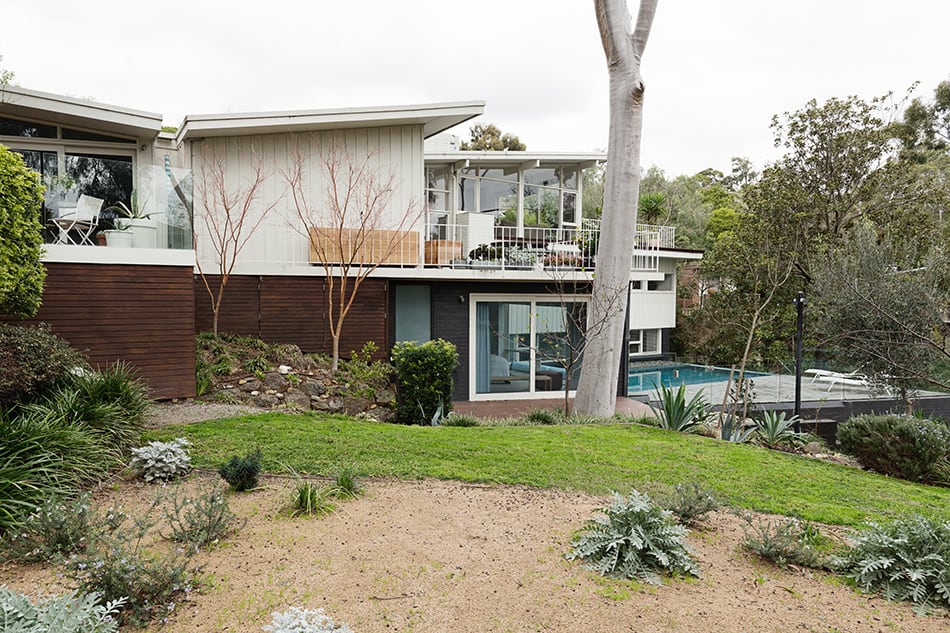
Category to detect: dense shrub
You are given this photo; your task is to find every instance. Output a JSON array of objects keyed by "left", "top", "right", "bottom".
[
  {"left": 567, "top": 490, "right": 699, "bottom": 583},
  {"left": 835, "top": 515, "right": 950, "bottom": 613},
  {"left": 0, "top": 586, "right": 124, "bottom": 633},
  {"left": 218, "top": 448, "right": 263, "bottom": 491},
  {"left": 391, "top": 339, "right": 459, "bottom": 425},
  {"left": 0, "top": 145, "right": 46, "bottom": 319},
  {"left": 837, "top": 414, "right": 950, "bottom": 484},
  {"left": 0, "top": 324, "right": 86, "bottom": 408}
]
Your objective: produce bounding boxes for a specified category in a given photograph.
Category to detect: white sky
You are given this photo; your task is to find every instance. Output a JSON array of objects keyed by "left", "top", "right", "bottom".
[{"left": 4, "top": 1, "right": 948, "bottom": 177}]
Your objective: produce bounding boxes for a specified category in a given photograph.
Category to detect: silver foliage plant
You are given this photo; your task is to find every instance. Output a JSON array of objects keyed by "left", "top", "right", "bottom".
[
  {"left": 129, "top": 437, "right": 192, "bottom": 482},
  {"left": 567, "top": 490, "right": 699, "bottom": 584},
  {"left": 262, "top": 606, "right": 354, "bottom": 633},
  {"left": 0, "top": 587, "right": 125, "bottom": 633},
  {"left": 834, "top": 515, "right": 950, "bottom": 614}
]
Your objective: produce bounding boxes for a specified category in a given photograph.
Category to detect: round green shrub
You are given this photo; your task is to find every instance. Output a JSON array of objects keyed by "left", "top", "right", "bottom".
[
  {"left": 0, "top": 323, "right": 87, "bottom": 408},
  {"left": 391, "top": 339, "right": 458, "bottom": 425},
  {"left": 837, "top": 414, "right": 950, "bottom": 484}
]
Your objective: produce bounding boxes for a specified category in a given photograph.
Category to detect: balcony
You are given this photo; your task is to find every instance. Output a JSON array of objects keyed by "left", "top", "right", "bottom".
[
  {"left": 418, "top": 219, "right": 672, "bottom": 273},
  {"left": 302, "top": 220, "right": 673, "bottom": 276}
]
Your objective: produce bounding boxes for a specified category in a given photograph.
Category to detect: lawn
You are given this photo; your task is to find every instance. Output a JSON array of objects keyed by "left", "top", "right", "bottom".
[{"left": 147, "top": 412, "right": 950, "bottom": 526}]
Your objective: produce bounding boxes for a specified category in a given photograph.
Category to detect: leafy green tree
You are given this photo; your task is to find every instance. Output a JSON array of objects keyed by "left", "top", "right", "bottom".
[
  {"left": 459, "top": 123, "right": 526, "bottom": 151},
  {"left": 811, "top": 223, "right": 950, "bottom": 404},
  {"left": 0, "top": 145, "right": 46, "bottom": 317},
  {"left": 896, "top": 80, "right": 950, "bottom": 156}
]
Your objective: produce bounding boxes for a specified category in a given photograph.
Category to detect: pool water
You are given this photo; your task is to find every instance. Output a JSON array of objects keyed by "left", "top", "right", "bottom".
[{"left": 628, "top": 363, "right": 768, "bottom": 393}]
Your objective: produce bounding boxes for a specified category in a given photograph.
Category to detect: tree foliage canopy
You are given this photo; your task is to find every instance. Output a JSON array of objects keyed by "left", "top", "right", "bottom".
[
  {"left": 459, "top": 123, "right": 526, "bottom": 151},
  {"left": 0, "top": 144, "right": 46, "bottom": 318}
]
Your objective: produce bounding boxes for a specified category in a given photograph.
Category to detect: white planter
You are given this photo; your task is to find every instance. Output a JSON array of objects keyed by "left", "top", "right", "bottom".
[
  {"left": 128, "top": 219, "right": 158, "bottom": 248},
  {"left": 103, "top": 230, "right": 133, "bottom": 247}
]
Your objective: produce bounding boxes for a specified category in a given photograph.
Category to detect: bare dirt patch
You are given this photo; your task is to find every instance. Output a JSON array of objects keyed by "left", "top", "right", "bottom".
[{"left": 2, "top": 475, "right": 946, "bottom": 632}]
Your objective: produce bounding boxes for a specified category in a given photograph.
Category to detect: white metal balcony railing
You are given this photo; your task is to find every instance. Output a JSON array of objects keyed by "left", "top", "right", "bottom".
[{"left": 416, "top": 219, "right": 671, "bottom": 272}]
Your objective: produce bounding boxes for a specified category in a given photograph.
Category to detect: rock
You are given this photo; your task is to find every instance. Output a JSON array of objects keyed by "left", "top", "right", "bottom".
[
  {"left": 239, "top": 379, "right": 263, "bottom": 393},
  {"left": 278, "top": 364, "right": 292, "bottom": 375},
  {"left": 254, "top": 393, "right": 280, "bottom": 408},
  {"left": 264, "top": 373, "right": 287, "bottom": 390},
  {"left": 302, "top": 380, "right": 327, "bottom": 397},
  {"left": 803, "top": 441, "right": 823, "bottom": 455},
  {"left": 285, "top": 391, "right": 312, "bottom": 410}
]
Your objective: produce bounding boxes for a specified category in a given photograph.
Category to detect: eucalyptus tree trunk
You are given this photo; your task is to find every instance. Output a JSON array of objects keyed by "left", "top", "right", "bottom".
[{"left": 574, "top": 0, "right": 657, "bottom": 417}]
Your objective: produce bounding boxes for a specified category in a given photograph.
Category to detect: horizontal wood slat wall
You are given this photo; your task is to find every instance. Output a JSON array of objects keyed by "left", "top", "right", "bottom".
[
  {"left": 8, "top": 263, "right": 196, "bottom": 400},
  {"left": 195, "top": 275, "right": 388, "bottom": 360}
]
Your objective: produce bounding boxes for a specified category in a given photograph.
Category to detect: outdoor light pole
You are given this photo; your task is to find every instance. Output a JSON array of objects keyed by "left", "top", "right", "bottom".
[{"left": 793, "top": 291, "right": 806, "bottom": 432}]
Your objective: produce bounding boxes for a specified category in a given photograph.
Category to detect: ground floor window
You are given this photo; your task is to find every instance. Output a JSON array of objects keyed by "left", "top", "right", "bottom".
[
  {"left": 471, "top": 295, "right": 586, "bottom": 398},
  {"left": 629, "top": 328, "right": 661, "bottom": 357}
]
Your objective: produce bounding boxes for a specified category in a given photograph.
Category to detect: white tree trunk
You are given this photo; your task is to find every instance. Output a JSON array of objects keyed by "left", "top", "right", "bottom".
[{"left": 574, "top": 0, "right": 657, "bottom": 417}]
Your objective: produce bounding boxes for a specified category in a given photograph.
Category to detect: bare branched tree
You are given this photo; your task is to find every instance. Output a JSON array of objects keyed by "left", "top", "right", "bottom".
[
  {"left": 193, "top": 142, "right": 282, "bottom": 335},
  {"left": 575, "top": 0, "right": 658, "bottom": 417},
  {"left": 284, "top": 138, "right": 422, "bottom": 371}
]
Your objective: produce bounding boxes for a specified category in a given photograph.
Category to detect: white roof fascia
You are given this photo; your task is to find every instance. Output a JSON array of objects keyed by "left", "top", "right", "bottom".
[
  {"left": 425, "top": 150, "right": 607, "bottom": 165},
  {"left": 0, "top": 86, "right": 162, "bottom": 138},
  {"left": 177, "top": 101, "right": 485, "bottom": 142}
]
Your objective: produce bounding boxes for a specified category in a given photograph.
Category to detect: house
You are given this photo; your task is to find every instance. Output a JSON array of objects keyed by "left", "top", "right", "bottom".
[{"left": 1, "top": 85, "right": 700, "bottom": 402}]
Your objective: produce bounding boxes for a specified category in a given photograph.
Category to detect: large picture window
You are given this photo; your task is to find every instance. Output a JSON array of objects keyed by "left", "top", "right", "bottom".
[{"left": 472, "top": 295, "right": 587, "bottom": 398}]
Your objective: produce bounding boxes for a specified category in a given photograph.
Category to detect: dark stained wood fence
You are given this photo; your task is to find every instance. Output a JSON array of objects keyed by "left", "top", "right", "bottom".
[
  {"left": 195, "top": 275, "right": 389, "bottom": 360},
  {"left": 8, "top": 262, "right": 196, "bottom": 399}
]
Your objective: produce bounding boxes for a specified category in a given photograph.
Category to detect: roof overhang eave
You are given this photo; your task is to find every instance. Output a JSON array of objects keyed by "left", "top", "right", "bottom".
[
  {"left": 0, "top": 86, "right": 162, "bottom": 139},
  {"left": 177, "top": 101, "right": 485, "bottom": 142}
]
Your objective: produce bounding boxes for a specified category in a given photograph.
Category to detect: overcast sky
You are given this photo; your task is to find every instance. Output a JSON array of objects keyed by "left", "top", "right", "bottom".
[{"left": 4, "top": 1, "right": 948, "bottom": 177}]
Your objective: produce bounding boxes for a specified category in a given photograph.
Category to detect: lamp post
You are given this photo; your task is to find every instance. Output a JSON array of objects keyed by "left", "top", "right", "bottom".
[{"left": 793, "top": 291, "right": 806, "bottom": 432}]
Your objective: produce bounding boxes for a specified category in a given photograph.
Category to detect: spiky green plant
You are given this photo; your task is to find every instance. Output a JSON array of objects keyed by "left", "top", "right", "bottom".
[
  {"left": 218, "top": 448, "right": 262, "bottom": 491},
  {"left": 650, "top": 384, "right": 709, "bottom": 433},
  {"left": 567, "top": 490, "right": 699, "bottom": 583},
  {"left": 292, "top": 480, "right": 335, "bottom": 517},
  {"left": 333, "top": 467, "right": 363, "bottom": 499},
  {"left": 754, "top": 411, "right": 804, "bottom": 449}
]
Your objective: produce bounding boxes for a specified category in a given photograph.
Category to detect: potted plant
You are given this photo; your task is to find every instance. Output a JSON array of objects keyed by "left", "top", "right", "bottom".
[
  {"left": 105, "top": 194, "right": 161, "bottom": 248},
  {"left": 468, "top": 243, "right": 504, "bottom": 268},
  {"left": 100, "top": 219, "right": 133, "bottom": 247}
]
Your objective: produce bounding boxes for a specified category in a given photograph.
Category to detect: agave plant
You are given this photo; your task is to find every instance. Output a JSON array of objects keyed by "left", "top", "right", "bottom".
[
  {"left": 720, "top": 414, "right": 755, "bottom": 443},
  {"left": 754, "top": 410, "right": 803, "bottom": 449},
  {"left": 650, "top": 383, "right": 709, "bottom": 433}
]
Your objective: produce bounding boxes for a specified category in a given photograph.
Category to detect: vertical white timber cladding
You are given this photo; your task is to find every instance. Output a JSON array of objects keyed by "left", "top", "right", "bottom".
[{"left": 191, "top": 125, "right": 424, "bottom": 274}]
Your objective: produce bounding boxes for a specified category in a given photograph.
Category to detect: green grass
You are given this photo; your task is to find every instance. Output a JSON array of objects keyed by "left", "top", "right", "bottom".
[{"left": 146, "top": 413, "right": 950, "bottom": 527}]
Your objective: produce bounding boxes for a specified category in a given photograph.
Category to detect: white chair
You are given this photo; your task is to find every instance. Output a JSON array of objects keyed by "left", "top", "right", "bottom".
[{"left": 49, "top": 195, "right": 104, "bottom": 245}]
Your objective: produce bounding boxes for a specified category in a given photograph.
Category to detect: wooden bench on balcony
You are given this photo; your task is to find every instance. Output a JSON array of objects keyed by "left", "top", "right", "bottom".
[{"left": 309, "top": 227, "right": 419, "bottom": 266}]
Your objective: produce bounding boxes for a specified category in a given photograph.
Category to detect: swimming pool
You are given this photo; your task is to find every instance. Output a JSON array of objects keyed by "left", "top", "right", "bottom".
[{"left": 628, "top": 363, "right": 768, "bottom": 393}]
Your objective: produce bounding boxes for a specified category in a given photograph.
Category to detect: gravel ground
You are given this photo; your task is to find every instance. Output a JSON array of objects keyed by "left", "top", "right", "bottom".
[{"left": 144, "top": 401, "right": 262, "bottom": 428}]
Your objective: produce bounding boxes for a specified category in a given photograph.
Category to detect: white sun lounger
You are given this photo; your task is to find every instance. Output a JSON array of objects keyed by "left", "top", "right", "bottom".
[{"left": 815, "top": 373, "right": 870, "bottom": 391}]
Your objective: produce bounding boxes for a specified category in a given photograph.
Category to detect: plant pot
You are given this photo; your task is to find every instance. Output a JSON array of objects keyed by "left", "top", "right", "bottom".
[
  {"left": 103, "top": 230, "right": 133, "bottom": 247},
  {"left": 128, "top": 219, "right": 158, "bottom": 248}
]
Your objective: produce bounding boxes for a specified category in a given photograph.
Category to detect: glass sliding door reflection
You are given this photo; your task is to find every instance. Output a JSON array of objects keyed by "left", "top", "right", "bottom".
[
  {"left": 536, "top": 301, "right": 585, "bottom": 392},
  {"left": 475, "top": 301, "right": 532, "bottom": 394}
]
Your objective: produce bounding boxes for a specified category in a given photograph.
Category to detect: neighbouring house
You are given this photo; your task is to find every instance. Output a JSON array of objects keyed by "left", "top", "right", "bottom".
[{"left": 1, "top": 85, "right": 700, "bottom": 402}]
